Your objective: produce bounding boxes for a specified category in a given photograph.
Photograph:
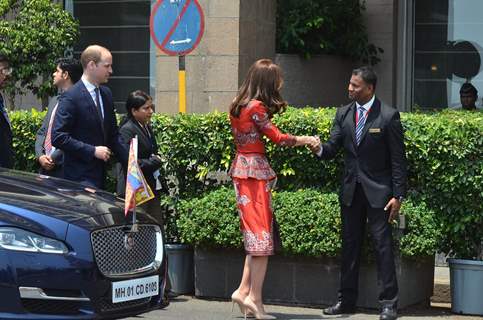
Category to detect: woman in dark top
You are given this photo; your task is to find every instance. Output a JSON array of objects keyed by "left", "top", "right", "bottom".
[{"left": 116, "top": 90, "right": 164, "bottom": 224}]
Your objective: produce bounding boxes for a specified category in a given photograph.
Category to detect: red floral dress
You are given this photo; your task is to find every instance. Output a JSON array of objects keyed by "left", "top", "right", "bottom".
[{"left": 229, "top": 100, "right": 296, "bottom": 256}]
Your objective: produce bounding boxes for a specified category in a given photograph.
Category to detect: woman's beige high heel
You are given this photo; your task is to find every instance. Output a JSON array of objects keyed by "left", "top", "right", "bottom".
[
  {"left": 231, "top": 291, "right": 254, "bottom": 317},
  {"left": 231, "top": 292, "right": 245, "bottom": 313},
  {"left": 243, "top": 297, "right": 276, "bottom": 320}
]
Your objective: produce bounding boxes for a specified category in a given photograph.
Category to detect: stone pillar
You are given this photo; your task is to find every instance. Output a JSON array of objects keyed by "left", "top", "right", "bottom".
[
  {"left": 364, "top": 0, "right": 396, "bottom": 107},
  {"left": 155, "top": 0, "right": 276, "bottom": 114}
]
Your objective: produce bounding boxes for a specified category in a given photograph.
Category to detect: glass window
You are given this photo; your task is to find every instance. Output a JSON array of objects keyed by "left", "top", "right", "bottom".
[
  {"left": 414, "top": 0, "right": 483, "bottom": 110},
  {"left": 66, "top": 0, "right": 153, "bottom": 112}
]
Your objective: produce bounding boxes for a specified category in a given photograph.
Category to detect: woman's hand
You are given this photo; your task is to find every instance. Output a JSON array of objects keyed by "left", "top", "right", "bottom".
[
  {"left": 308, "top": 136, "right": 321, "bottom": 154},
  {"left": 295, "top": 135, "right": 319, "bottom": 147}
]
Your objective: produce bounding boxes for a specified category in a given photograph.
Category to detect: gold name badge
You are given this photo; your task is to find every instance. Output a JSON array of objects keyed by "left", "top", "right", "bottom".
[{"left": 369, "top": 128, "right": 381, "bottom": 133}]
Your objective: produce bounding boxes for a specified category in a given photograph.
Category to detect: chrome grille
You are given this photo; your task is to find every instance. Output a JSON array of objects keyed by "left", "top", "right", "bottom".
[{"left": 91, "top": 225, "right": 162, "bottom": 277}]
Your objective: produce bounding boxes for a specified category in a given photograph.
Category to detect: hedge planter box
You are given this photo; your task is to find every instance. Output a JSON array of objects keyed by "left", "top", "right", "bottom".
[
  {"left": 166, "top": 244, "right": 194, "bottom": 294},
  {"left": 194, "top": 248, "right": 434, "bottom": 309}
]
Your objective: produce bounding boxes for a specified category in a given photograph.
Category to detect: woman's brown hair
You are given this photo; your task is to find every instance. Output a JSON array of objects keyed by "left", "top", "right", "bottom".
[{"left": 229, "top": 59, "right": 287, "bottom": 118}]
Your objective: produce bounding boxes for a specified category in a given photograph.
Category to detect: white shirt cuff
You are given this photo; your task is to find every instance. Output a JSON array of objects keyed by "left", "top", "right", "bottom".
[{"left": 316, "top": 146, "right": 323, "bottom": 157}]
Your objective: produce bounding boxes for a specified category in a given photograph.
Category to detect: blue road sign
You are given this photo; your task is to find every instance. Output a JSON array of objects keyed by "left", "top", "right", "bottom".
[{"left": 150, "top": 0, "right": 205, "bottom": 56}]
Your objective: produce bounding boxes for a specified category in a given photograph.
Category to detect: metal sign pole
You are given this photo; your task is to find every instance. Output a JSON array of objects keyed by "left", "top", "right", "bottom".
[
  {"left": 150, "top": 0, "right": 204, "bottom": 114},
  {"left": 179, "top": 55, "right": 186, "bottom": 113}
]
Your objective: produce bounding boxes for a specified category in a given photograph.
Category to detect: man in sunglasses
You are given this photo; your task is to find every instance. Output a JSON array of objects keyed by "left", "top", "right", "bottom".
[{"left": 0, "top": 54, "right": 13, "bottom": 169}]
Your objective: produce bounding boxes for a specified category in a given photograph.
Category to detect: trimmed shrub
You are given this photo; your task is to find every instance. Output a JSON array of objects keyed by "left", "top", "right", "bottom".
[
  {"left": 176, "top": 187, "right": 439, "bottom": 258},
  {"left": 10, "top": 109, "right": 45, "bottom": 173},
  {"left": 8, "top": 108, "right": 482, "bottom": 258}
]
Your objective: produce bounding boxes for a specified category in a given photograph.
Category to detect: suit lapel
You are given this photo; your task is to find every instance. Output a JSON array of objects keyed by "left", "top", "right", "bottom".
[
  {"left": 99, "top": 87, "right": 109, "bottom": 128},
  {"left": 80, "top": 82, "right": 104, "bottom": 131},
  {"left": 132, "top": 120, "right": 152, "bottom": 153},
  {"left": 148, "top": 125, "right": 158, "bottom": 152},
  {"left": 358, "top": 98, "right": 381, "bottom": 147}
]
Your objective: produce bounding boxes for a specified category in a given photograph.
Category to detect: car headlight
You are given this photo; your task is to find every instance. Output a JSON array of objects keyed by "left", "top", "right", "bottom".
[{"left": 0, "top": 227, "right": 68, "bottom": 254}]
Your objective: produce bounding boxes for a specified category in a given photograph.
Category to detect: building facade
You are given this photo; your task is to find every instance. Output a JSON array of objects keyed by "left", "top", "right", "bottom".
[{"left": 14, "top": 0, "right": 483, "bottom": 112}]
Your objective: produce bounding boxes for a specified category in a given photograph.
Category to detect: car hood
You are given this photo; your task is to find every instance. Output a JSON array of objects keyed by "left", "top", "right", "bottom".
[{"left": 0, "top": 169, "right": 154, "bottom": 240}]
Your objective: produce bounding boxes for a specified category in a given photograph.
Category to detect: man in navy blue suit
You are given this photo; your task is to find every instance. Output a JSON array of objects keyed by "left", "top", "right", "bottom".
[
  {"left": 52, "top": 45, "right": 127, "bottom": 189},
  {"left": 0, "top": 54, "right": 14, "bottom": 169}
]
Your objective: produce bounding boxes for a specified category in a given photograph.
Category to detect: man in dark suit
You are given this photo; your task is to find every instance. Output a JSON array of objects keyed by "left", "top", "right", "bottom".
[
  {"left": 52, "top": 45, "right": 127, "bottom": 189},
  {"left": 310, "top": 66, "right": 407, "bottom": 320},
  {"left": 0, "top": 54, "right": 14, "bottom": 169},
  {"left": 35, "top": 58, "right": 82, "bottom": 177}
]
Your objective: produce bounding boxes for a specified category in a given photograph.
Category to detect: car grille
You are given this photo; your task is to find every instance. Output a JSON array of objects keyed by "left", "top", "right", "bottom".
[
  {"left": 95, "top": 297, "right": 151, "bottom": 313},
  {"left": 91, "top": 225, "right": 161, "bottom": 277},
  {"left": 21, "top": 299, "right": 82, "bottom": 315}
]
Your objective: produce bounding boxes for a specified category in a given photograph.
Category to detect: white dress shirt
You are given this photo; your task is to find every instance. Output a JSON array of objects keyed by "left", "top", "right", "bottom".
[
  {"left": 316, "top": 95, "right": 375, "bottom": 157},
  {"left": 81, "top": 75, "right": 104, "bottom": 118}
]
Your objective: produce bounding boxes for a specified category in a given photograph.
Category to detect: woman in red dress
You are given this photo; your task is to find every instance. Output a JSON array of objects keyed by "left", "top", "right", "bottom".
[{"left": 229, "top": 59, "right": 316, "bottom": 319}]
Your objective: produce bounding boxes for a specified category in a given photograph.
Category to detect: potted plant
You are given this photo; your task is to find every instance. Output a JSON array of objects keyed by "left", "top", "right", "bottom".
[
  {"left": 401, "top": 111, "right": 483, "bottom": 316},
  {"left": 161, "top": 195, "right": 194, "bottom": 295},
  {"left": 444, "top": 211, "right": 483, "bottom": 315}
]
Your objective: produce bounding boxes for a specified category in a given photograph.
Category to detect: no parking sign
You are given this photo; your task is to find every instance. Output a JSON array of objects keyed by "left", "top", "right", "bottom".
[{"left": 150, "top": 0, "right": 205, "bottom": 56}]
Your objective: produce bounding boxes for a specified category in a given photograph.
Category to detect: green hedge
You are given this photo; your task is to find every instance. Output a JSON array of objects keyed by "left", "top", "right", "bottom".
[
  {"left": 176, "top": 187, "right": 439, "bottom": 258},
  {"left": 9, "top": 108, "right": 483, "bottom": 258},
  {"left": 10, "top": 109, "right": 45, "bottom": 173}
]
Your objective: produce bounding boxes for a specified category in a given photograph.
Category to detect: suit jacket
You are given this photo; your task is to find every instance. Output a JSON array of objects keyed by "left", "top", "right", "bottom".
[
  {"left": 116, "top": 118, "right": 162, "bottom": 197},
  {"left": 320, "top": 98, "right": 407, "bottom": 208},
  {"left": 0, "top": 93, "right": 13, "bottom": 169},
  {"left": 35, "top": 95, "right": 64, "bottom": 177},
  {"left": 51, "top": 80, "right": 128, "bottom": 189}
]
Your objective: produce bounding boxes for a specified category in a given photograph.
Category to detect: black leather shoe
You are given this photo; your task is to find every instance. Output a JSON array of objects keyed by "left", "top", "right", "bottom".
[
  {"left": 167, "top": 290, "right": 179, "bottom": 298},
  {"left": 323, "top": 301, "right": 356, "bottom": 315},
  {"left": 160, "top": 294, "right": 170, "bottom": 309},
  {"left": 380, "top": 305, "right": 397, "bottom": 320}
]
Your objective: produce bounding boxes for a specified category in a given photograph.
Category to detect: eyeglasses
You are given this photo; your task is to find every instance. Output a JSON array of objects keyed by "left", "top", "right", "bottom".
[{"left": 0, "top": 67, "right": 12, "bottom": 76}]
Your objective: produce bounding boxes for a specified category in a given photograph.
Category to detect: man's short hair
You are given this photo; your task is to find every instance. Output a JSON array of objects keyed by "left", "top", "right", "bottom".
[
  {"left": 0, "top": 54, "right": 9, "bottom": 65},
  {"left": 459, "top": 82, "right": 478, "bottom": 97},
  {"left": 57, "top": 58, "right": 83, "bottom": 84},
  {"left": 80, "top": 45, "right": 108, "bottom": 69},
  {"left": 352, "top": 66, "right": 377, "bottom": 90}
]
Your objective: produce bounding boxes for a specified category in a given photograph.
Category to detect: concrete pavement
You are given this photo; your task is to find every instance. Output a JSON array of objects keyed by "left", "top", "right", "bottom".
[
  {"left": 125, "top": 266, "right": 481, "bottom": 320},
  {"left": 125, "top": 296, "right": 481, "bottom": 320}
]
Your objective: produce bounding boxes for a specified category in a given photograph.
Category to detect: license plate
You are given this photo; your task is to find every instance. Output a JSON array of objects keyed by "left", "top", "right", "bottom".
[{"left": 112, "top": 275, "right": 159, "bottom": 303}]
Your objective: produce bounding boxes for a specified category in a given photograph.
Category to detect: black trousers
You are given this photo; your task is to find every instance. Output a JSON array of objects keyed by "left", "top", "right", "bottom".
[{"left": 339, "top": 183, "right": 398, "bottom": 306}]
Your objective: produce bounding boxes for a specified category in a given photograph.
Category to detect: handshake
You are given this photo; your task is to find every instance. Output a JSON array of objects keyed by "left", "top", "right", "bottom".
[{"left": 299, "top": 135, "right": 321, "bottom": 154}]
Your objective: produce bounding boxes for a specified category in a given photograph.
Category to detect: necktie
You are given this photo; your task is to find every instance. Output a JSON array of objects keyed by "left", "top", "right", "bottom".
[
  {"left": 0, "top": 94, "right": 11, "bottom": 128},
  {"left": 44, "top": 102, "right": 59, "bottom": 156},
  {"left": 355, "top": 106, "right": 366, "bottom": 146},
  {"left": 94, "top": 87, "right": 104, "bottom": 132},
  {"left": 94, "top": 87, "right": 103, "bottom": 118}
]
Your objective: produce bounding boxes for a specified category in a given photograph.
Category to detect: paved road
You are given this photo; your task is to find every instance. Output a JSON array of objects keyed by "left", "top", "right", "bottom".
[{"left": 125, "top": 296, "right": 481, "bottom": 320}]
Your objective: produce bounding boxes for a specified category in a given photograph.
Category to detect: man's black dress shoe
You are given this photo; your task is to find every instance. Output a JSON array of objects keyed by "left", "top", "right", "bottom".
[
  {"left": 166, "top": 290, "right": 179, "bottom": 299},
  {"left": 380, "top": 305, "right": 397, "bottom": 320},
  {"left": 323, "top": 301, "right": 356, "bottom": 315}
]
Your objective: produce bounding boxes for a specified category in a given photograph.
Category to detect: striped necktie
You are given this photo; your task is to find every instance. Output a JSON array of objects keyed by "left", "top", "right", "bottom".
[{"left": 355, "top": 106, "right": 367, "bottom": 146}]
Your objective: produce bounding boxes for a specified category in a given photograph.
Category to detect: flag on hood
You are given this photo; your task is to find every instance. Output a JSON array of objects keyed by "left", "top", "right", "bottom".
[{"left": 124, "top": 136, "right": 154, "bottom": 215}]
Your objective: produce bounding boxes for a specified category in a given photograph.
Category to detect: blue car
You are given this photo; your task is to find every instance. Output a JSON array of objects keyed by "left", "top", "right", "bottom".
[{"left": 0, "top": 169, "right": 168, "bottom": 319}]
